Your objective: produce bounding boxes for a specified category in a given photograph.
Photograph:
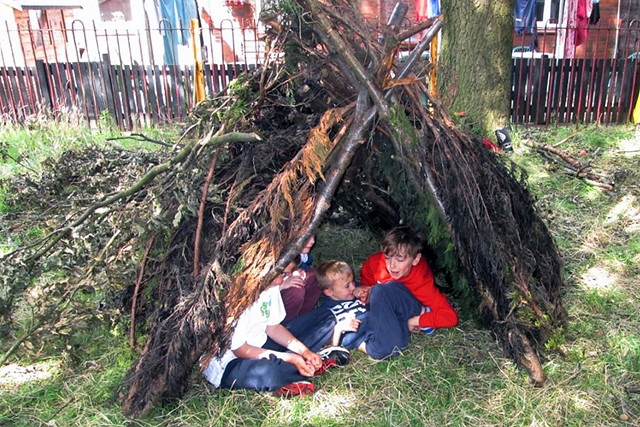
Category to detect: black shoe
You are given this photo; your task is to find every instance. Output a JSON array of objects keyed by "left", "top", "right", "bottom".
[
  {"left": 495, "top": 127, "right": 513, "bottom": 152},
  {"left": 318, "top": 346, "right": 351, "bottom": 366}
]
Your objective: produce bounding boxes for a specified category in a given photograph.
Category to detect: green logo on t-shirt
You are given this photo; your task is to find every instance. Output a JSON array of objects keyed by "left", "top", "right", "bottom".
[{"left": 260, "top": 300, "right": 271, "bottom": 318}]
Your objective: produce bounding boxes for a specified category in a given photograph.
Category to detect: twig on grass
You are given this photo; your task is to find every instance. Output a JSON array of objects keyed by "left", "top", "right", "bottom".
[
  {"left": 524, "top": 139, "right": 615, "bottom": 192},
  {"left": 106, "top": 133, "right": 173, "bottom": 147}
]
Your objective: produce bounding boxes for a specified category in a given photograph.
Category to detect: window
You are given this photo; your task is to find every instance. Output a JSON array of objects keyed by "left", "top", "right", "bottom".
[
  {"left": 27, "top": 9, "right": 68, "bottom": 47},
  {"left": 28, "top": 9, "right": 48, "bottom": 46},
  {"left": 536, "top": 0, "right": 564, "bottom": 26}
]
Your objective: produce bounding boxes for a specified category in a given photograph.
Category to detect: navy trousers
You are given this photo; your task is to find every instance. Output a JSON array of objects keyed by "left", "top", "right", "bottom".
[
  {"left": 220, "top": 308, "right": 335, "bottom": 391},
  {"left": 364, "top": 281, "right": 423, "bottom": 360}
]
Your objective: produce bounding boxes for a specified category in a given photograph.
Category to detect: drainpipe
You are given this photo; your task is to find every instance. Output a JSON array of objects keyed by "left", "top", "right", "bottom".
[{"left": 613, "top": 0, "right": 621, "bottom": 58}]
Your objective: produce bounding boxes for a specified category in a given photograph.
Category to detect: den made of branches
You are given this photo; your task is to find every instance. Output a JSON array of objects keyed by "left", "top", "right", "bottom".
[{"left": 0, "top": 0, "right": 566, "bottom": 419}]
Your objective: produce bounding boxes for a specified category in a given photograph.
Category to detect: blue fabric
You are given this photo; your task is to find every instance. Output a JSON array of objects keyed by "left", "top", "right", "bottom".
[
  {"left": 513, "top": 0, "right": 538, "bottom": 49},
  {"left": 428, "top": 0, "right": 440, "bottom": 17},
  {"left": 157, "top": 0, "right": 197, "bottom": 64},
  {"left": 220, "top": 308, "right": 335, "bottom": 391},
  {"left": 364, "top": 282, "right": 422, "bottom": 360},
  {"left": 318, "top": 296, "right": 370, "bottom": 349},
  {"left": 298, "top": 253, "right": 313, "bottom": 271},
  {"left": 514, "top": 0, "right": 536, "bottom": 34},
  {"left": 220, "top": 354, "right": 304, "bottom": 391},
  {"left": 270, "top": 308, "right": 336, "bottom": 352}
]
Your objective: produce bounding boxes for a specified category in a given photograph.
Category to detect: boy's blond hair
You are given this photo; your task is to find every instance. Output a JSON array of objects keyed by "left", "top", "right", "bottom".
[
  {"left": 381, "top": 225, "right": 423, "bottom": 258},
  {"left": 316, "top": 260, "right": 353, "bottom": 290}
]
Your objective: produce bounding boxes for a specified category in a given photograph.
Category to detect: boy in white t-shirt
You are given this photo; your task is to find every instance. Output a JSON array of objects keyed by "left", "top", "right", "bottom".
[{"left": 202, "top": 259, "right": 343, "bottom": 398}]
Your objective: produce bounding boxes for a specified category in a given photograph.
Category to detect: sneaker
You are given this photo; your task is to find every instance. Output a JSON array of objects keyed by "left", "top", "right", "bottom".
[
  {"left": 318, "top": 346, "right": 351, "bottom": 366},
  {"left": 495, "top": 127, "right": 513, "bottom": 152},
  {"left": 421, "top": 306, "right": 434, "bottom": 334},
  {"left": 273, "top": 381, "right": 315, "bottom": 398}
]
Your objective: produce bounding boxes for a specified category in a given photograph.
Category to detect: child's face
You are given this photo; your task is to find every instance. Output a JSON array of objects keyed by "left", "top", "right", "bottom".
[
  {"left": 325, "top": 272, "right": 356, "bottom": 301},
  {"left": 384, "top": 248, "right": 421, "bottom": 280},
  {"left": 301, "top": 234, "right": 316, "bottom": 254}
]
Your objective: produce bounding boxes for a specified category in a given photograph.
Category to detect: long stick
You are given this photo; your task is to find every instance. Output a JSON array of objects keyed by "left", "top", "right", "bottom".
[
  {"left": 130, "top": 234, "right": 156, "bottom": 349},
  {"left": 194, "top": 147, "right": 222, "bottom": 278}
]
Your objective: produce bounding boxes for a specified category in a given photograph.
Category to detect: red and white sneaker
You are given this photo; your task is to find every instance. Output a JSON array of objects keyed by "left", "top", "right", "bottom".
[
  {"left": 313, "top": 358, "right": 338, "bottom": 376},
  {"left": 273, "top": 381, "right": 315, "bottom": 398}
]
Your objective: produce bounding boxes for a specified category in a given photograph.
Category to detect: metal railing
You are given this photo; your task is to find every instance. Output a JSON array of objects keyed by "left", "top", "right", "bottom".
[
  {"left": 511, "top": 19, "right": 640, "bottom": 126},
  {"left": 0, "top": 19, "right": 638, "bottom": 129},
  {"left": 0, "top": 19, "right": 263, "bottom": 129}
]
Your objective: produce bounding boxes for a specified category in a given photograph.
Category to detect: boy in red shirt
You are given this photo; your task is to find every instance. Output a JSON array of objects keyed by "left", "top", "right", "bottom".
[{"left": 358, "top": 225, "right": 458, "bottom": 358}]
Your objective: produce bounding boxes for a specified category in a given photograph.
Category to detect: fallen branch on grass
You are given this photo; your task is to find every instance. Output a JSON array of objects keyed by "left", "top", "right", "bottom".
[{"left": 523, "top": 139, "right": 615, "bottom": 192}]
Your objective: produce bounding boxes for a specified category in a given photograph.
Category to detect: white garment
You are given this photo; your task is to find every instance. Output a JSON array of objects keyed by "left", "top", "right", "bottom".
[{"left": 202, "top": 286, "right": 286, "bottom": 387}]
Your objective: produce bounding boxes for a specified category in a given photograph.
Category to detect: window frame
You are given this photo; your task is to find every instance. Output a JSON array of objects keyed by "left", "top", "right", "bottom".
[{"left": 536, "top": 0, "right": 565, "bottom": 31}]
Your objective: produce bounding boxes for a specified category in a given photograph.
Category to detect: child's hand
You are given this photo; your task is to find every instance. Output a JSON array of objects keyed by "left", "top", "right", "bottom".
[
  {"left": 336, "top": 317, "right": 361, "bottom": 335},
  {"left": 353, "top": 286, "right": 370, "bottom": 304},
  {"left": 291, "top": 354, "right": 316, "bottom": 377},
  {"left": 280, "top": 270, "right": 306, "bottom": 291},
  {"left": 299, "top": 348, "right": 322, "bottom": 370},
  {"left": 407, "top": 315, "right": 421, "bottom": 333}
]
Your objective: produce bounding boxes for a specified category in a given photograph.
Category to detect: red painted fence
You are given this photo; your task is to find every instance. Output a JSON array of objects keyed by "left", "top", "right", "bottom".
[{"left": 0, "top": 20, "right": 638, "bottom": 130}]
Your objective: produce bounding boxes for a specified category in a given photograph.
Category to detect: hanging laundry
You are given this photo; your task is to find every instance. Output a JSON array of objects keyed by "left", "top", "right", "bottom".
[
  {"left": 513, "top": 0, "right": 537, "bottom": 49},
  {"left": 576, "top": 0, "right": 589, "bottom": 47},
  {"left": 415, "top": 0, "right": 439, "bottom": 21},
  {"left": 415, "top": 0, "right": 428, "bottom": 21},
  {"left": 590, "top": 0, "right": 601, "bottom": 25},
  {"left": 427, "top": 0, "right": 440, "bottom": 17}
]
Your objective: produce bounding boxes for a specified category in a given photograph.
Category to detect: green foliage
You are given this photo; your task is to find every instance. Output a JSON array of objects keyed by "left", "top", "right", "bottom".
[
  {"left": 389, "top": 105, "right": 419, "bottom": 147},
  {"left": 1, "top": 123, "right": 639, "bottom": 425},
  {"left": 99, "top": 110, "right": 116, "bottom": 131},
  {"left": 0, "top": 184, "right": 7, "bottom": 214},
  {"left": 221, "top": 75, "right": 259, "bottom": 124},
  {"left": 0, "top": 121, "right": 176, "bottom": 180}
]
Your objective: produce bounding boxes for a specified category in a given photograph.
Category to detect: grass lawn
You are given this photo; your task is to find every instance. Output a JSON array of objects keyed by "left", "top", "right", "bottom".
[{"left": 1, "top": 123, "right": 639, "bottom": 426}]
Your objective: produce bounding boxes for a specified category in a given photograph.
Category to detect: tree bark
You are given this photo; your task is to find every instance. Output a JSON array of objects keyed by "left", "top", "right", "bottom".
[{"left": 438, "top": 0, "right": 513, "bottom": 135}]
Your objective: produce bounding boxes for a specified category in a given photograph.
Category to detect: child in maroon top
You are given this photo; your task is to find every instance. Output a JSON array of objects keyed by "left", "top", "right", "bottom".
[{"left": 280, "top": 234, "right": 323, "bottom": 322}]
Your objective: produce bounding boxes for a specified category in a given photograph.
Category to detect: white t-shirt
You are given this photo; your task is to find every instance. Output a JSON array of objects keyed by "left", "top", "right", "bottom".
[{"left": 202, "top": 285, "right": 286, "bottom": 387}]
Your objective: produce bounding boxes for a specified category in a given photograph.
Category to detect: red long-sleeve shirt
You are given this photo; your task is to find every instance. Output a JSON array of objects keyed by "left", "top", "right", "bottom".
[{"left": 359, "top": 252, "right": 458, "bottom": 329}]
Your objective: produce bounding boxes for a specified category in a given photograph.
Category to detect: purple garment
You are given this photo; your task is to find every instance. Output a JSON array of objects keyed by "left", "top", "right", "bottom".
[{"left": 281, "top": 269, "right": 323, "bottom": 322}]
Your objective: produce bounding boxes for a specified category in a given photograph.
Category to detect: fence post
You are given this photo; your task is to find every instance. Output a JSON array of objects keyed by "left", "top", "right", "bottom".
[
  {"left": 100, "top": 53, "right": 120, "bottom": 128},
  {"left": 34, "top": 59, "right": 52, "bottom": 114}
]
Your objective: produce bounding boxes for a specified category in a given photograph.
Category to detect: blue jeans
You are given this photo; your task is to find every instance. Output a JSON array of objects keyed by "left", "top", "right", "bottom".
[
  {"left": 364, "top": 281, "right": 423, "bottom": 360},
  {"left": 220, "top": 308, "right": 335, "bottom": 391}
]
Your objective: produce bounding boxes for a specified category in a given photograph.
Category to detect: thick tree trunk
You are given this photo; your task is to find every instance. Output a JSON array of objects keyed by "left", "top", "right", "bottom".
[{"left": 438, "top": 0, "right": 513, "bottom": 135}]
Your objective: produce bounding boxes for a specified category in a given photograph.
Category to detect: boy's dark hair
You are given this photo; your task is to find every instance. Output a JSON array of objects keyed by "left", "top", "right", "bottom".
[
  {"left": 381, "top": 225, "right": 423, "bottom": 258},
  {"left": 316, "top": 260, "right": 352, "bottom": 290}
]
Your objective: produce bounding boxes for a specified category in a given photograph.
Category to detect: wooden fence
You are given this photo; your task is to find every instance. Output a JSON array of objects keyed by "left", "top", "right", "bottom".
[
  {"left": 512, "top": 57, "right": 640, "bottom": 125},
  {"left": 0, "top": 57, "right": 257, "bottom": 130},
  {"left": 0, "top": 21, "right": 639, "bottom": 129}
]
